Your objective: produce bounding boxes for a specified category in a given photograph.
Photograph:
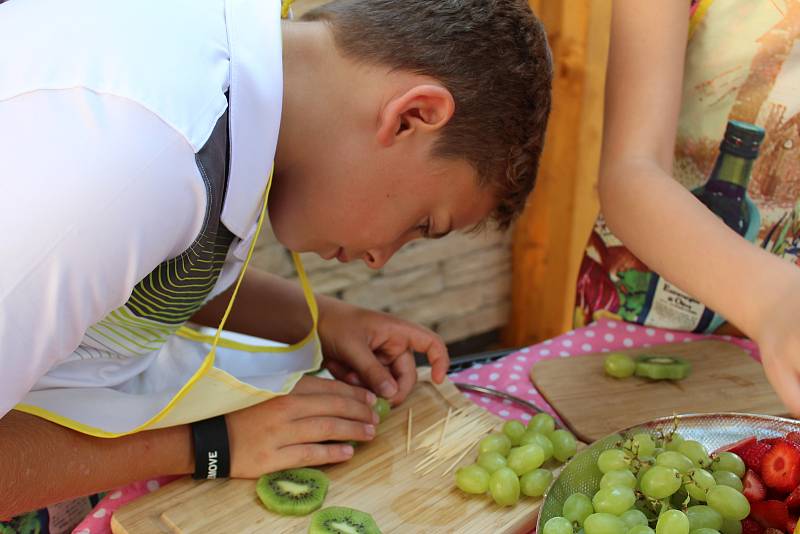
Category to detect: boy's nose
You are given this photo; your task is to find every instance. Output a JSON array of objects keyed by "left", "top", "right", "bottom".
[{"left": 362, "top": 241, "right": 403, "bottom": 270}]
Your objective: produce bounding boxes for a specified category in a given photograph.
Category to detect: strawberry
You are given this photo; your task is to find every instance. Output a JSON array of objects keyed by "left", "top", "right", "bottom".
[
  {"left": 741, "top": 518, "right": 765, "bottom": 534},
  {"left": 724, "top": 435, "right": 758, "bottom": 455},
  {"left": 788, "top": 432, "right": 800, "bottom": 446},
  {"left": 742, "top": 442, "right": 774, "bottom": 472},
  {"left": 745, "top": 469, "right": 768, "bottom": 502},
  {"left": 751, "top": 500, "right": 791, "bottom": 530},
  {"left": 788, "top": 515, "right": 798, "bottom": 533},
  {"left": 787, "top": 486, "right": 800, "bottom": 509},
  {"left": 763, "top": 528, "right": 783, "bottom": 534},
  {"left": 762, "top": 440, "right": 800, "bottom": 493}
]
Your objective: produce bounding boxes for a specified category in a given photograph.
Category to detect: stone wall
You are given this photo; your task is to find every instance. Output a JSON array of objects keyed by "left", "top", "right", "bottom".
[{"left": 252, "top": 230, "right": 512, "bottom": 344}]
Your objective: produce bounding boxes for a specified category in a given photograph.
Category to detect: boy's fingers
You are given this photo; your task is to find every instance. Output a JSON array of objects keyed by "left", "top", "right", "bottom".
[
  {"left": 407, "top": 329, "right": 449, "bottom": 384},
  {"left": 292, "top": 417, "right": 376, "bottom": 444},
  {"left": 325, "top": 360, "right": 354, "bottom": 383},
  {"left": 294, "top": 375, "right": 376, "bottom": 406},
  {"left": 342, "top": 344, "right": 398, "bottom": 399},
  {"left": 279, "top": 443, "right": 355, "bottom": 470},
  {"left": 389, "top": 351, "right": 416, "bottom": 404},
  {"left": 289, "top": 394, "right": 378, "bottom": 425},
  {"left": 763, "top": 355, "right": 800, "bottom": 416}
]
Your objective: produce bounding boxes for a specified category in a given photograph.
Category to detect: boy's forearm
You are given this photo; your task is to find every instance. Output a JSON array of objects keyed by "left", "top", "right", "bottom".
[
  {"left": 0, "top": 410, "right": 193, "bottom": 518},
  {"left": 599, "top": 159, "right": 798, "bottom": 339},
  {"left": 191, "top": 267, "right": 313, "bottom": 343}
]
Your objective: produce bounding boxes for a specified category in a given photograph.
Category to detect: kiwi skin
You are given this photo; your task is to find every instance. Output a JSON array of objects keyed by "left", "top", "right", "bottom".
[
  {"left": 308, "top": 506, "right": 382, "bottom": 534},
  {"left": 256, "top": 468, "right": 329, "bottom": 516}
]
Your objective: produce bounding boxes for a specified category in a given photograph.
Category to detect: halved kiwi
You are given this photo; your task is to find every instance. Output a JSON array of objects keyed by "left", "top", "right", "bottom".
[
  {"left": 308, "top": 506, "right": 382, "bottom": 534},
  {"left": 256, "top": 468, "right": 329, "bottom": 516},
  {"left": 634, "top": 355, "right": 691, "bottom": 381}
]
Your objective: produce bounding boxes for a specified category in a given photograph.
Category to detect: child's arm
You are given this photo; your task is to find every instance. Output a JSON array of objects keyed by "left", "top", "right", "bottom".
[
  {"left": 0, "top": 375, "right": 376, "bottom": 518},
  {"left": 601, "top": 2, "right": 800, "bottom": 412},
  {"left": 193, "top": 267, "right": 450, "bottom": 404}
]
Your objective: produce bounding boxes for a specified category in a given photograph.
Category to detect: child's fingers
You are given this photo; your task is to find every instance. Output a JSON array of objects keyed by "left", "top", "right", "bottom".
[
  {"left": 406, "top": 328, "right": 449, "bottom": 384},
  {"left": 294, "top": 375, "right": 376, "bottom": 406},
  {"left": 291, "top": 417, "right": 376, "bottom": 444},
  {"left": 388, "top": 351, "right": 416, "bottom": 404},
  {"left": 763, "top": 354, "right": 800, "bottom": 416},
  {"left": 338, "top": 344, "right": 398, "bottom": 400},
  {"left": 289, "top": 394, "right": 378, "bottom": 425},
  {"left": 325, "top": 360, "right": 354, "bottom": 383},
  {"left": 278, "top": 443, "right": 355, "bottom": 470}
]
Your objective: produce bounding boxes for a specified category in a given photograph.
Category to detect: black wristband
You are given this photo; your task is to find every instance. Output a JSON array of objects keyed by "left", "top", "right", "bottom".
[{"left": 191, "top": 415, "right": 230, "bottom": 480}]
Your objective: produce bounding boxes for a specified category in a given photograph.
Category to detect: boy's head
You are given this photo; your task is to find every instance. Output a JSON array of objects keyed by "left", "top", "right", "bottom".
[{"left": 270, "top": 0, "right": 552, "bottom": 268}]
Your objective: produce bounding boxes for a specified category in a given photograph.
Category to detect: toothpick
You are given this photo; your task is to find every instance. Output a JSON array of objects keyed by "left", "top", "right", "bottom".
[
  {"left": 406, "top": 407, "right": 413, "bottom": 455},
  {"left": 437, "top": 408, "right": 453, "bottom": 451}
]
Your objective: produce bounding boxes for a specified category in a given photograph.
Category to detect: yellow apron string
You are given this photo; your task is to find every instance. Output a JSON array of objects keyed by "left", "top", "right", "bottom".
[
  {"left": 689, "top": 0, "right": 714, "bottom": 40},
  {"left": 281, "top": 0, "right": 294, "bottom": 19}
]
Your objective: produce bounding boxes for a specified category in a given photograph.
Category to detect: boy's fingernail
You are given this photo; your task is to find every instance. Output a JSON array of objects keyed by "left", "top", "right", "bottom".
[
  {"left": 365, "top": 424, "right": 375, "bottom": 437},
  {"left": 342, "top": 445, "right": 354, "bottom": 457},
  {"left": 378, "top": 381, "right": 397, "bottom": 398},
  {"left": 366, "top": 391, "right": 377, "bottom": 405}
]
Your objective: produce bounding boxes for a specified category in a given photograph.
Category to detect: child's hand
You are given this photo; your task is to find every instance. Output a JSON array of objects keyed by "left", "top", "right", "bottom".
[
  {"left": 226, "top": 375, "right": 378, "bottom": 478},
  {"left": 755, "top": 290, "right": 800, "bottom": 416},
  {"left": 316, "top": 296, "right": 449, "bottom": 405}
]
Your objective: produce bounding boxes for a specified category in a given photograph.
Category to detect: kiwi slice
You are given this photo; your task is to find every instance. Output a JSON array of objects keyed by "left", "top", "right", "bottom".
[
  {"left": 634, "top": 355, "right": 691, "bottom": 381},
  {"left": 256, "top": 468, "right": 329, "bottom": 516},
  {"left": 308, "top": 506, "right": 382, "bottom": 534},
  {"left": 373, "top": 398, "right": 391, "bottom": 423}
]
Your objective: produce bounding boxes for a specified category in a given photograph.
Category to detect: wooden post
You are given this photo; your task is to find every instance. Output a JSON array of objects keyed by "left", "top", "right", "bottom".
[{"left": 505, "top": 0, "right": 611, "bottom": 346}]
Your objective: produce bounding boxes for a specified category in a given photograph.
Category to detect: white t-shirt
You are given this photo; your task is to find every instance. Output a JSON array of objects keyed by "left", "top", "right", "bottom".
[{"left": 0, "top": 0, "right": 284, "bottom": 418}]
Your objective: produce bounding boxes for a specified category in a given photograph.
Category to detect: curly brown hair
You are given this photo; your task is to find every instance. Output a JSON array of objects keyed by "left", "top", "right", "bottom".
[{"left": 302, "top": 0, "right": 552, "bottom": 229}]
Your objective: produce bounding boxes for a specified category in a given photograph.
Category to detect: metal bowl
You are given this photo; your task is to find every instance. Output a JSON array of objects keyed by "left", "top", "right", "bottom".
[{"left": 536, "top": 412, "right": 800, "bottom": 530}]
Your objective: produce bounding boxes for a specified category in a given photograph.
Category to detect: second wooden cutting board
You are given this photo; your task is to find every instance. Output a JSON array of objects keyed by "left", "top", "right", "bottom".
[{"left": 531, "top": 340, "right": 788, "bottom": 443}]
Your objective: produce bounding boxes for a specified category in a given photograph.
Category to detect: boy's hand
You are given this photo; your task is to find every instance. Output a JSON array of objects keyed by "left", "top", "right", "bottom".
[
  {"left": 756, "top": 286, "right": 800, "bottom": 416},
  {"left": 226, "top": 375, "right": 378, "bottom": 478},
  {"left": 316, "top": 296, "right": 449, "bottom": 405}
]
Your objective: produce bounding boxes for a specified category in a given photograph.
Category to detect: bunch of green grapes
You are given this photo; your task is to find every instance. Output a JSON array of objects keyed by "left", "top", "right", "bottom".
[
  {"left": 454, "top": 413, "right": 578, "bottom": 507},
  {"left": 543, "top": 428, "right": 749, "bottom": 534}
]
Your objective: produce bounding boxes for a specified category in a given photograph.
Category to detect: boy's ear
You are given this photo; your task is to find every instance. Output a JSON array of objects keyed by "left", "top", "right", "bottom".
[{"left": 376, "top": 84, "right": 455, "bottom": 147}]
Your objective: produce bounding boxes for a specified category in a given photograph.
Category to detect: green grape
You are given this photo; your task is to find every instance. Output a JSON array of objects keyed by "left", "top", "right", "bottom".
[
  {"left": 656, "top": 509, "right": 689, "bottom": 534},
  {"left": 719, "top": 518, "right": 742, "bottom": 534},
  {"left": 520, "top": 431, "right": 555, "bottom": 461},
  {"left": 620, "top": 509, "right": 649, "bottom": 528},
  {"left": 640, "top": 466, "right": 682, "bottom": 499},
  {"left": 686, "top": 505, "right": 723, "bottom": 531},
  {"left": 631, "top": 433, "right": 657, "bottom": 457},
  {"left": 711, "top": 471, "right": 743, "bottom": 492},
  {"left": 600, "top": 469, "right": 637, "bottom": 490},
  {"left": 678, "top": 440, "right": 711, "bottom": 468},
  {"left": 637, "top": 456, "right": 655, "bottom": 479},
  {"left": 664, "top": 434, "right": 685, "bottom": 452},
  {"left": 583, "top": 512, "right": 626, "bottom": 534},
  {"left": 597, "top": 449, "right": 630, "bottom": 473},
  {"left": 551, "top": 429, "right": 578, "bottom": 463},
  {"left": 690, "top": 529, "right": 721, "bottom": 534},
  {"left": 604, "top": 352, "right": 636, "bottom": 378},
  {"left": 479, "top": 433, "right": 512, "bottom": 456},
  {"left": 542, "top": 517, "right": 573, "bottom": 534},
  {"left": 711, "top": 453, "right": 745, "bottom": 479},
  {"left": 706, "top": 486, "right": 750, "bottom": 520},
  {"left": 563, "top": 492, "right": 594, "bottom": 525},
  {"left": 685, "top": 468, "right": 717, "bottom": 501},
  {"left": 488, "top": 467, "right": 520, "bottom": 506},
  {"left": 477, "top": 451, "right": 507, "bottom": 474},
  {"left": 503, "top": 420, "right": 527, "bottom": 446},
  {"left": 628, "top": 527, "right": 655, "bottom": 534},
  {"left": 373, "top": 398, "right": 391, "bottom": 422},
  {"left": 520, "top": 468, "right": 552, "bottom": 497},
  {"left": 592, "top": 486, "right": 636, "bottom": 515},
  {"left": 507, "top": 444, "right": 546, "bottom": 476},
  {"left": 656, "top": 451, "right": 695, "bottom": 474},
  {"left": 528, "top": 413, "right": 556, "bottom": 435},
  {"left": 455, "top": 464, "right": 490, "bottom": 494}
]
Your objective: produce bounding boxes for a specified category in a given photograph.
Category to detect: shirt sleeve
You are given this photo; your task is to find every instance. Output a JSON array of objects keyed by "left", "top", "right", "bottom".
[{"left": 0, "top": 89, "right": 207, "bottom": 418}]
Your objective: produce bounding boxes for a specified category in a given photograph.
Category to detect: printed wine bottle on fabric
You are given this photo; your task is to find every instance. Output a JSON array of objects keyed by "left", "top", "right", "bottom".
[{"left": 639, "top": 120, "right": 765, "bottom": 333}]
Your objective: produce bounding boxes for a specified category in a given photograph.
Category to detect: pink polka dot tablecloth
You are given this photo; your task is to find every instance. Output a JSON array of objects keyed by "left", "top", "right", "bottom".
[{"left": 71, "top": 319, "right": 759, "bottom": 534}]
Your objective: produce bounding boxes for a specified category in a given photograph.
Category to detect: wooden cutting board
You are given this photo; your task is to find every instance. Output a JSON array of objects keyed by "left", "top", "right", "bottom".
[
  {"left": 531, "top": 340, "right": 789, "bottom": 443},
  {"left": 112, "top": 369, "right": 541, "bottom": 534}
]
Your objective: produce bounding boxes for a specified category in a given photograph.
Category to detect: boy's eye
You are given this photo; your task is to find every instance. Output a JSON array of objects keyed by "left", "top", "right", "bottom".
[{"left": 416, "top": 219, "right": 431, "bottom": 238}]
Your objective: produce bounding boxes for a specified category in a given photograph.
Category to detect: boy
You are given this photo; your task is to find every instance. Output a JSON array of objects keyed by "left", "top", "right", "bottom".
[{"left": 0, "top": 0, "right": 552, "bottom": 521}]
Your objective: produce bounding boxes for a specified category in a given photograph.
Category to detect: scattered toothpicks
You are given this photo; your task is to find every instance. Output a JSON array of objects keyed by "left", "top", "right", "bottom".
[{"left": 406, "top": 407, "right": 413, "bottom": 455}]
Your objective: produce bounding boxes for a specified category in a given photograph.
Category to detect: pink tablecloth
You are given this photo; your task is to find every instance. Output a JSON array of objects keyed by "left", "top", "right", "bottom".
[{"left": 71, "top": 319, "right": 759, "bottom": 533}]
